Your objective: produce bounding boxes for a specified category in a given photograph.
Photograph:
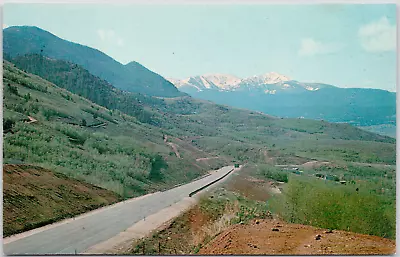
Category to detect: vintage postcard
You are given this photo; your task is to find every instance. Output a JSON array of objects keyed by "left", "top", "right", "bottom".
[{"left": 2, "top": 2, "right": 396, "bottom": 255}]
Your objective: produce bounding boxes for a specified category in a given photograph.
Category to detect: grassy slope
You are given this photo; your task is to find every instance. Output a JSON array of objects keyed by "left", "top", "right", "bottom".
[{"left": 3, "top": 164, "right": 122, "bottom": 237}]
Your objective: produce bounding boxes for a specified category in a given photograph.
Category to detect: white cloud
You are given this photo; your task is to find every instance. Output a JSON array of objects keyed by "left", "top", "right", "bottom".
[
  {"left": 298, "top": 38, "right": 343, "bottom": 56},
  {"left": 97, "top": 29, "right": 125, "bottom": 46},
  {"left": 358, "top": 16, "right": 396, "bottom": 52}
]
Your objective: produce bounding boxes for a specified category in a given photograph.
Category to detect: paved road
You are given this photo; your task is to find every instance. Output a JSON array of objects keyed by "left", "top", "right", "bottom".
[{"left": 3, "top": 166, "right": 235, "bottom": 255}]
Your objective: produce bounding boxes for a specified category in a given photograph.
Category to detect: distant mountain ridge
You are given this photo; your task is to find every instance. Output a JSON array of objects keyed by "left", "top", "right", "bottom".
[
  {"left": 3, "top": 26, "right": 185, "bottom": 97},
  {"left": 169, "top": 72, "right": 333, "bottom": 94},
  {"left": 169, "top": 73, "right": 396, "bottom": 126}
]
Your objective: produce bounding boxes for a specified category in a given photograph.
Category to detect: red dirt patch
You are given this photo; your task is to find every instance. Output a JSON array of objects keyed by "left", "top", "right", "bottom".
[
  {"left": 199, "top": 219, "right": 395, "bottom": 255},
  {"left": 127, "top": 205, "right": 213, "bottom": 255}
]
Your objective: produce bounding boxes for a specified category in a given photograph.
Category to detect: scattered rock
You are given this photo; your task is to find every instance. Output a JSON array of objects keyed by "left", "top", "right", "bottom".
[
  {"left": 167, "top": 236, "right": 171, "bottom": 240},
  {"left": 325, "top": 229, "right": 333, "bottom": 233},
  {"left": 255, "top": 220, "right": 260, "bottom": 224},
  {"left": 315, "top": 234, "right": 322, "bottom": 240},
  {"left": 304, "top": 244, "right": 311, "bottom": 248},
  {"left": 272, "top": 228, "right": 279, "bottom": 232}
]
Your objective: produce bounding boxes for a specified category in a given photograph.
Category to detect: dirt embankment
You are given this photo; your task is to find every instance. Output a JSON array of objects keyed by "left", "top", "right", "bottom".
[
  {"left": 199, "top": 219, "right": 396, "bottom": 255},
  {"left": 3, "top": 164, "right": 122, "bottom": 237}
]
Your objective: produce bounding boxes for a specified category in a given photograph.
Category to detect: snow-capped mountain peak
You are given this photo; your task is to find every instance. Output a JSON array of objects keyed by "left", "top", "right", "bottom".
[
  {"left": 202, "top": 74, "right": 242, "bottom": 90},
  {"left": 168, "top": 74, "right": 242, "bottom": 92},
  {"left": 168, "top": 72, "right": 330, "bottom": 94},
  {"left": 245, "top": 72, "right": 291, "bottom": 85}
]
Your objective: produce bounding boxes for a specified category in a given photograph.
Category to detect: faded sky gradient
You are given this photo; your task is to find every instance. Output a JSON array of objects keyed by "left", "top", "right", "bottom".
[{"left": 3, "top": 4, "right": 397, "bottom": 91}]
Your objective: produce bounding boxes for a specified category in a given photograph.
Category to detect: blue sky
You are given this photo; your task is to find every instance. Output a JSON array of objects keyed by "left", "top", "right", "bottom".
[{"left": 3, "top": 4, "right": 397, "bottom": 91}]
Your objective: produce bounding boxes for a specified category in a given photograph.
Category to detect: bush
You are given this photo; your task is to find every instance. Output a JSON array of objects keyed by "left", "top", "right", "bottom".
[
  {"left": 3, "top": 119, "right": 15, "bottom": 131},
  {"left": 257, "top": 165, "right": 288, "bottom": 183},
  {"left": 7, "top": 84, "right": 19, "bottom": 96},
  {"left": 148, "top": 154, "right": 168, "bottom": 180},
  {"left": 24, "top": 93, "right": 31, "bottom": 102}
]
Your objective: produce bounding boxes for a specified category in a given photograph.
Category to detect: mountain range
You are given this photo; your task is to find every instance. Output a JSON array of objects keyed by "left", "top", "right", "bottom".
[
  {"left": 3, "top": 26, "right": 396, "bottom": 128},
  {"left": 169, "top": 73, "right": 396, "bottom": 127}
]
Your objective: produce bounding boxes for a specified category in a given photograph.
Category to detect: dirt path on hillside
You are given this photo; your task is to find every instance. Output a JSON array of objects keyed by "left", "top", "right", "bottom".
[
  {"left": 167, "top": 142, "right": 181, "bottom": 158},
  {"left": 26, "top": 116, "right": 37, "bottom": 124},
  {"left": 199, "top": 219, "right": 395, "bottom": 255},
  {"left": 196, "top": 157, "right": 220, "bottom": 162},
  {"left": 300, "top": 160, "right": 330, "bottom": 169},
  {"left": 163, "top": 135, "right": 181, "bottom": 158}
]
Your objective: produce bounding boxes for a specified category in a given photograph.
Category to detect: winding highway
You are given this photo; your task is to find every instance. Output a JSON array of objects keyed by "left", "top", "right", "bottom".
[{"left": 3, "top": 165, "right": 236, "bottom": 255}]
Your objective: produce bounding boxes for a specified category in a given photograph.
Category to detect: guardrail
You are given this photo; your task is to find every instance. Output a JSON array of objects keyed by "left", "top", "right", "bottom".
[
  {"left": 188, "top": 168, "right": 235, "bottom": 197},
  {"left": 160, "top": 172, "right": 214, "bottom": 193}
]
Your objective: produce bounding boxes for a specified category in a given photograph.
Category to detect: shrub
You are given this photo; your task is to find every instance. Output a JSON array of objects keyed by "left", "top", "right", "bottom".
[
  {"left": 3, "top": 119, "right": 15, "bottom": 131},
  {"left": 24, "top": 93, "right": 31, "bottom": 102},
  {"left": 7, "top": 84, "right": 19, "bottom": 96},
  {"left": 257, "top": 165, "right": 288, "bottom": 183},
  {"left": 148, "top": 154, "right": 168, "bottom": 180}
]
